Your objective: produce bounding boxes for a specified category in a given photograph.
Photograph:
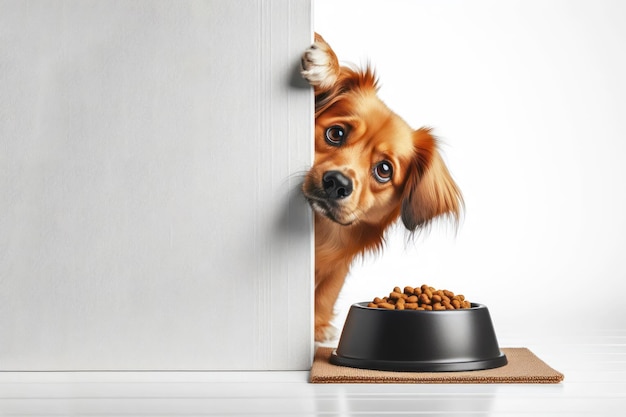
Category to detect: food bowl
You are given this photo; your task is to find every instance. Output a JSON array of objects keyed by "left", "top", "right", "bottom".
[{"left": 330, "top": 302, "right": 507, "bottom": 372}]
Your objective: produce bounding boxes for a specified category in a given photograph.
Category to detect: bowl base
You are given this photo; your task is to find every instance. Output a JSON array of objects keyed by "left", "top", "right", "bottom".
[{"left": 330, "top": 350, "right": 508, "bottom": 372}]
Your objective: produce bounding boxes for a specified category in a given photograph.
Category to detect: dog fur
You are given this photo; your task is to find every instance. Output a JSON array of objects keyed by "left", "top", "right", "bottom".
[{"left": 301, "top": 34, "right": 463, "bottom": 341}]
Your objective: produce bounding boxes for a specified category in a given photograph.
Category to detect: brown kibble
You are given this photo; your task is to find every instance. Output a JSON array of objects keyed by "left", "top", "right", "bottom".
[
  {"left": 389, "top": 291, "right": 403, "bottom": 300},
  {"left": 368, "top": 284, "right": 471, "bottom": 311}
]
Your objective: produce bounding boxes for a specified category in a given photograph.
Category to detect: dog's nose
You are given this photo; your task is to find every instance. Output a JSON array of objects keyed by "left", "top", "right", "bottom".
[{"left": 322, "top": 171, "right": 353, "bottom": 199}]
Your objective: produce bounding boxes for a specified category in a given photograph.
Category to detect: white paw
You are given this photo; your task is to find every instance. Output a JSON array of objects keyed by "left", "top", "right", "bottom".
[
  {"left": 301, "top": 42, "right": 337, "bottom": 89},
  {"left": 315, "top": 323, "right": 338, "bottom": 342}
]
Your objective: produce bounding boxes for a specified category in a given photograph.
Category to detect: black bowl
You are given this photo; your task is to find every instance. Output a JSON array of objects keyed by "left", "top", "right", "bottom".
[{"left": 331, "top": 302, "right": 507, "bottom": 372}]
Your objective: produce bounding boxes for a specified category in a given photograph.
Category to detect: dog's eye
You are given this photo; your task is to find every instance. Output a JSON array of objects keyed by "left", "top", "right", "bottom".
[
  {"left": 325, "top": 125, "right": 345, "bottom": 146},
  {"left": 373, "top": 161, "right": 393, "bottom": 183}
]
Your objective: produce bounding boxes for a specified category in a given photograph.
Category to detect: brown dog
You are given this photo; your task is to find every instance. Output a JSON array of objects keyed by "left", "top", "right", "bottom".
[{"left": 301, "top": 34, "right": 463, "bottom": 341}]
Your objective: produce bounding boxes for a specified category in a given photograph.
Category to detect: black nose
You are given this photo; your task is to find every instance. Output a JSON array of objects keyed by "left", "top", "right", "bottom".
[{"left": 322, "top": 171, "right": 353, "bottom": 199}]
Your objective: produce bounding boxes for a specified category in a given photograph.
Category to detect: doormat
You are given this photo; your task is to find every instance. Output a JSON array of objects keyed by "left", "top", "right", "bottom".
[{"left": 310, "top": 347, "right": 564, "bottom": 384}]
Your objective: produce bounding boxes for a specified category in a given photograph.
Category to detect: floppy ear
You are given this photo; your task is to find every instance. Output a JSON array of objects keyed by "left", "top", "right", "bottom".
[{"left": 401, "top": 129, "right": 463, "bottom": 231}]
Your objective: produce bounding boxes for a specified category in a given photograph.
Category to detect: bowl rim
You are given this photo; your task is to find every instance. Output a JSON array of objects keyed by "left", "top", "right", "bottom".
[{"left": 354, "top": 301, "right": 486, "bottom": 312}]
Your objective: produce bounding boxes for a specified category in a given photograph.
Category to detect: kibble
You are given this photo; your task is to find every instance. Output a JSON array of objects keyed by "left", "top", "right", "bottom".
[{"left": 368, "top": 284, "right": 471, "bottom": 310}]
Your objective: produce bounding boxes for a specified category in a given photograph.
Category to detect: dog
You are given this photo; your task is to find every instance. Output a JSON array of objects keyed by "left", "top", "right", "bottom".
[{"left": 301, "top": 34, "right": 463, "bottom": 341}]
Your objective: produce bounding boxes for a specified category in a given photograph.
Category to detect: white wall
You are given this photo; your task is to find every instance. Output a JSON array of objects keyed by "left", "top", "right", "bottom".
[
  {"left": 0, "top": 0, "right": 313, "bottom": 370},
  {"left": 315, "top": 0, "right": 626, "bottom": 338}
]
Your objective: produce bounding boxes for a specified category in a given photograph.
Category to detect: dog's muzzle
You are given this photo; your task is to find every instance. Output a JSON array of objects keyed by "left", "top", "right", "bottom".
[{"left": 302, "top": 170, "right": 356, "bottom": 225}]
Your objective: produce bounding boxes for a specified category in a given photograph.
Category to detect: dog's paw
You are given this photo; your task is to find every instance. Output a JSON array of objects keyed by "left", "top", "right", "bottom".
[
  {"left": 315, "top": 322, "right": 338, "bottom": 342},
  {"left": 301, "top": 36, "right": 339, "bottom": 89}
]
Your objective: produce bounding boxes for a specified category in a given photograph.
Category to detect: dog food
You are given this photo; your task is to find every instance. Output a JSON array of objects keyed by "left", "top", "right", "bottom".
[{"left": 367, "top": 284, "right": 471, "bottom": 310}]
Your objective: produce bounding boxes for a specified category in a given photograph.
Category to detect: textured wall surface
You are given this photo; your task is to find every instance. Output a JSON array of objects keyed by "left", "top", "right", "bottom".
[{"left": 0, "top": 0, "right": 313, "bottom": 370}]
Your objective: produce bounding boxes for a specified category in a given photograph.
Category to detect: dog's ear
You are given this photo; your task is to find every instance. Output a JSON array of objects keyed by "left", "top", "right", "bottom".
[{"left": 401, "top": 129, "right": 463, "bottom": 231}]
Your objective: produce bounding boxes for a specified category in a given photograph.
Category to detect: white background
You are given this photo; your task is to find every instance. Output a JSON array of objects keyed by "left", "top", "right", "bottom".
[{"left": 315, "top": 0, "right": 626, "bottom": 337}]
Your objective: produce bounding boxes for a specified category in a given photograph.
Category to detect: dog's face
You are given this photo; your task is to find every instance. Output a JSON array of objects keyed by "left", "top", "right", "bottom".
[
  {"left": 304, "top": 91, "right": 413, "bottom": 226},
  {"left": 303, "top": 68, "right": 460, "bottom": 231}
]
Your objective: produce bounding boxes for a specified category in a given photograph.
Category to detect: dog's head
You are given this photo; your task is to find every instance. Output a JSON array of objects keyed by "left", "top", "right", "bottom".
[{"left": 302, "top": 66, "right": 462, "bottom": 232}]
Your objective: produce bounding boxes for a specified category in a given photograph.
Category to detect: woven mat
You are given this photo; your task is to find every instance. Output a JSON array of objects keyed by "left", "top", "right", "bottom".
[{"left": 310, "top": 347, "right": 563, "bottom": 384}]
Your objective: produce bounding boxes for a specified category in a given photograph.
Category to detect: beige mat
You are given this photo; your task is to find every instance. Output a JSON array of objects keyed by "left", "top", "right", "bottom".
[{"left": 310, "top": 347, "right": 563, "bottom": 384}]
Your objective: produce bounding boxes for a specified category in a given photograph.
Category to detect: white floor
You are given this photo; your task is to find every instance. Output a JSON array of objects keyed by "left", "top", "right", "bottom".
[{"left": 1, "top": 328, "right": 624, "bottom": 416}]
